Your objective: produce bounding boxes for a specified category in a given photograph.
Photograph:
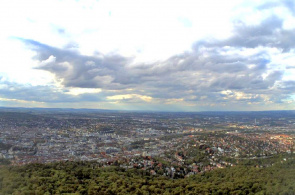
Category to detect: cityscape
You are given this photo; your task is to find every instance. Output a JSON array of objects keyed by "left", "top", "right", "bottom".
[
  {"left": 1, "top": 108, "right": 294, "bottom": 179},
  {"left": 1, "top": 0, "right": 295, "bottom": 193}
]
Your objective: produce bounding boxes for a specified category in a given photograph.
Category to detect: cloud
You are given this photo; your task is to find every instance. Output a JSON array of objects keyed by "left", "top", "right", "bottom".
[
  {"left": 19, "top": 38, "right": 132, "bottom": 89},
  {"left": 9, "top": 2, "right": 295, "bottom": 111},
  {"left": 194, "top": 16, "right": 295, "bottom": 52},
  {"left": 258, "top": 0, "right": 295, "bottom": 16},
  {"left": 18, "top": 27, "right": 295, "bottom": 111},
  {"left": 0, "top": 79, "right": 106, "bottom": 104}
]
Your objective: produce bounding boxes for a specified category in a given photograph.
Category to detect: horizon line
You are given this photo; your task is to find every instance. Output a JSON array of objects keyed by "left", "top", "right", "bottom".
[{"left": 0, "top": 106, "right": 294, "bottom": 113}]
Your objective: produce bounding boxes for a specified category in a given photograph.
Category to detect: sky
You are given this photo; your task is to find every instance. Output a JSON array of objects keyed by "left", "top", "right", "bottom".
[{"left": 0, "top": 0, "right": 295, "bottom": 111}]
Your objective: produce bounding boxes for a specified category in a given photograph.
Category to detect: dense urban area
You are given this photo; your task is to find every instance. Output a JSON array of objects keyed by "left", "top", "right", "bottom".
[{"left": 1, "top": 107, "right": 295, "bottom": 194}]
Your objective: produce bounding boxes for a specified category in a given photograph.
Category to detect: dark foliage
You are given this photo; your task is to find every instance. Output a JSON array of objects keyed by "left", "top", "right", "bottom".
[{"left": 1, "top": 159, "right": 295, "bottom": 194}]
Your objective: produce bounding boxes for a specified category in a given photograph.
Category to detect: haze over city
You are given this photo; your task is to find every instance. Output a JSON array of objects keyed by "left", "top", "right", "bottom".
[{"left": 1, "top": 0, "right": 295, "bottom": 111}]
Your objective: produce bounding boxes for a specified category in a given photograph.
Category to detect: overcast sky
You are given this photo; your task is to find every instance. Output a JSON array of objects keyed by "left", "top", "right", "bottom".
[{"left": 1, "top": 0, "right": 295, "bottom": 111}]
